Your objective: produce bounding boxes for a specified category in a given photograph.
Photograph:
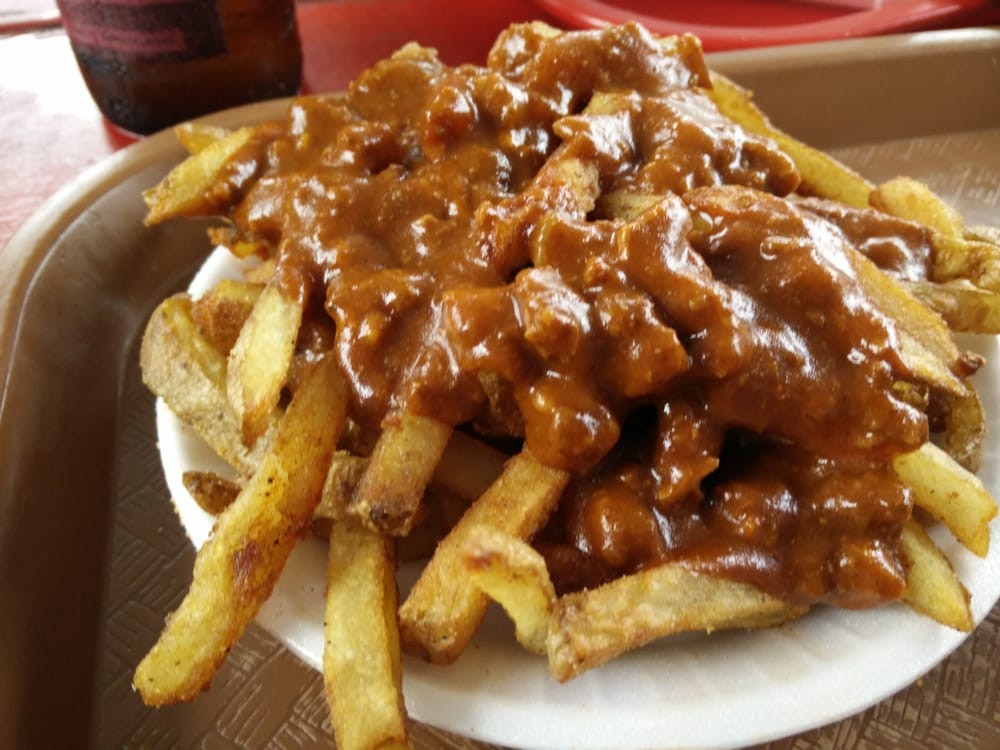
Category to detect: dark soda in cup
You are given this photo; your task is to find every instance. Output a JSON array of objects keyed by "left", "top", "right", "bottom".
[{"left": 57, "top": 0, "right": 302, "bottom": 135}]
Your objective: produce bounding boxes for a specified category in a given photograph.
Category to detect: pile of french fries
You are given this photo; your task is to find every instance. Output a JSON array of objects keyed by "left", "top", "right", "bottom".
[{"left": 133, "top": 22, "right": 999, "bottom": 750}]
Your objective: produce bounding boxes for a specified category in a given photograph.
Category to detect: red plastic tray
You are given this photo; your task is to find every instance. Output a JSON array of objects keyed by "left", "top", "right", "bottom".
[{"left": 530, "top": 0, "right": 997, "bottom": 49}]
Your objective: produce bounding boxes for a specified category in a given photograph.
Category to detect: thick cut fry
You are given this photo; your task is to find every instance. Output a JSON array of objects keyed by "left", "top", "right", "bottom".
[
  {"left": 134, "top": 356, "right": 347, "bottom": 705},
  {"left": 900, "top": 518, "right": 973, "bottom": 632},
  {"left": 870, "top": 177, "right": 964, "bottom": 238},
  {"left": 707, "top": 72, "right": 872, "bottom": 207},
  {"left": 930, "top": 235, "right": 1000, "bottom": 292},
  {"left": 141, "top": 294, "right": 270, "bottom": 476},
  {"left": 227, "top": 283, "right": 303, "bottom": 447},
  {"left": 848, "top": 249, "right": 968, "bottom": 395},
  {"left": 191, "top": 278, "right": 263, "bottom": 355},
  {"left": 462, "top": 527, "right": 556, "bottom": 655},
  {"left": 399, "top": 450, "right": 569, "bottom": 664},
  {"left": 324, "top": 519, "right": 410, "bottom": 750},
  {"left": 869, "top": 178, "right": 1000, "bottom": 291},
  {"left": 143, "top": 125, "right": 257, "bottom": 224},
  {"left": 318, "top": 431, "right": 507, "bottom": 525},
  {"left": 351, "top": 412, "right": 453, "bottom": 536},
  {"left": 894, "top": 442, "right": 997, "bottom": 557},
  {"left": 908, "top": 279, "right": 1000, "bottom": 334},
  {"left": 547, "top": 563, "right": 804, "bottom": 682}
]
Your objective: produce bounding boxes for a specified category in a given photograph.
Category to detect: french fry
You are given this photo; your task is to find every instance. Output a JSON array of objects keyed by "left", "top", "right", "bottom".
[
  {"left": 870, "top": 177, "right": 965, "bottom": 238},
  {"left": 893, "top": 442, "right": 998, "bottom": 557},
  {"left": 143, "top": 125, "right": 258, "bottom": 225},
  {"left": 900, "top": 518, "right": 973, "bottom": 632},
  {"left": 706, "top": 71, "right": 872, "bottom": 208},
  {"left": 847, "top": 249, "right": 968, "bottom": 395},
  {"left": 174, "top": 122, "right": 233, "bottom": 155},
  {"left": 318, "top": 430, "right": 507, "bottom": 526},
  {"left": 226, "top": 282, "right": 303, "bottom": 447},
  {"left": 907, "top": 279, "right": 1000, "bottom": 334},
  {"left": 351, "top": 412, "right": 453, "bottom": 536},
  {"left": 324, "top": 519, "right": 410, "bottom": 750},
  {"left": 869, "top": 178, "right": 1000, "bottom": 291},
  {"left": 190, "top": 278, "right": 263, "bottom": 355},
  {"left": 547, "top": 563, "right": 805, "bottom": 682},
  {"left": 931, "top": 234, "right": 1000, "bottom": 292},
  {"left": 134, "top": 355, "right": 347, "bottom": 705},
  {"left": 462, "top": 527, "right": 556, "bottom": 655},
  {"left": 141, "top": 294, "right": 270, "bottom": 476},
  {"left": 399, "top": 449, "right": 569, "bottom": 664}
]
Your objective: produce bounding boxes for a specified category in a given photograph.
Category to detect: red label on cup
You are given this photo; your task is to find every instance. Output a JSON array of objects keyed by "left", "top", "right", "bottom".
[{"left": 58, "top": 0, "right": 226, "bottom": 62}]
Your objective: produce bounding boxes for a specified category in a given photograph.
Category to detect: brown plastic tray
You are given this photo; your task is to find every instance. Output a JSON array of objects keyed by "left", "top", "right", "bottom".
[{"left": 1, "top": 26, "right": 998, "bottom": 750}]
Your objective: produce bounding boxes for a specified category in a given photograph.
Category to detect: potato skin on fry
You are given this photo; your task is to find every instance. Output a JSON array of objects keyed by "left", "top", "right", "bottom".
[
  {"left": 141, "top": 294, "right": 271, "bottom": 477},
  {"left": 351, "top": 412, "right": 453, "bottom": 537},
  {"left": 399, "top": 449, "right": 569, "bottom": 664},
  {"left": 226, "top": 283, "right": 303, "bottom": 448},
  {"left": 547, "top": 563, "right": 806, "bottom": 682},
  {"left": 134, "top": 356, "right": 347, "bottom": 705},
  {"left": 324, "top": 520, "right": 410, "bottom": 750},
  {"left": 462, "top": 527, "right": 556, "bottom": 655}
]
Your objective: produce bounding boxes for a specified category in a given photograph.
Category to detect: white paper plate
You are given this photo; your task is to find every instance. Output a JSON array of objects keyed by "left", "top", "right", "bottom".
[{"left": 157, "top": 246, "right": 1000, "bottom": 750}]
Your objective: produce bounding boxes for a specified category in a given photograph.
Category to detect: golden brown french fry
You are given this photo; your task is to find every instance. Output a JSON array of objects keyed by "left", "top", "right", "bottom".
[
  {"left": 351, "top": 412, "right": 453, "bottom": 536},
  {"left": 870, "top": 177, "right": 965, "bottom": 238},
  {"left": 226, "top": 283, "right": 303, "bottom": 447},
  {"left": 900, "top": 518, "right": 973, "bottom": 632},
  {"left": 895, "top": 332, "right": 967, "bottom": 398},
  {"left": 931, "top": 234, "right": 1000, "bottom": 292},
  {"left": 318, "top": 430, "right": 507, "bottom": 527},
  {"left": 907, "top": 280, "right": 1000, "bottom": 334},
  {"left": 462, "top": 527, "right": 556, "bottom": 655},
  {"left": 190, "top": 278, "right": 264, "bottom": 355},
  {"left": 174, "top": 122, "right": 233, "bottom": 155},
  {"left": 894, "top": 442, "right": 997, "bottom": 557},
  {"left": 547, "top": 563, "right": 803, "bottom": 682},
  {"left": 399, "top": 449, "right": 569, "bottom": 664},
  {"left": 707, "top": 71, "right": 872, "bottom": 208},
  {"left": 848, "top": 249, "right": 967, "bottom": 395},
  {"left": 181, "top": 470, "right": 241, "bottom": 515},
  {"left": 869, "top": 178, "right": 1000, "bottom": 291},
  {"left": 141, "top": 294, "right": 271, "bottom": 476},
  {"left": 143, "top": 125, "right": 257, "bottom": 225},
  {"left": 324, "top": 519, "right": 410, "bottom": 750},
  {"left": 134, "top": 355, "right": 348, "bottom": 705}
]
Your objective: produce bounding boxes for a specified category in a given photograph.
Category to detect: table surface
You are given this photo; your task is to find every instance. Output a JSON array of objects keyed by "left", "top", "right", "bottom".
[{"left": 3, "top": 2, "right": 1000, "bottom": 750}]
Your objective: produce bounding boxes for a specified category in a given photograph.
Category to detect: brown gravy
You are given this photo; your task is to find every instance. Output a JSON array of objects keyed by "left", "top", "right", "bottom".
[{"left": 212, "top": 23, "right": 959, "bottom": 608}]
